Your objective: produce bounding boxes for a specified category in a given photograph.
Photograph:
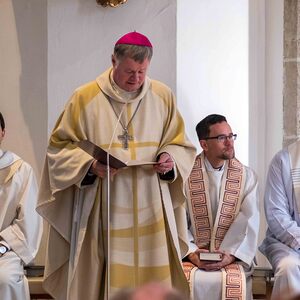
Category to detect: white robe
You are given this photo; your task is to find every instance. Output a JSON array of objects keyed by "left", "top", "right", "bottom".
[
  {"left": 187, "top": 157, "right": 259, "bottom": 300},
  {"left": 0, "top": 150, "right": 42, "bottom": 300},
  {"left": 259, "top": 145, "right": 300, "bottom": 300},
  {"left": 37, "top": 68, "right": 197, "bottom": 300}
]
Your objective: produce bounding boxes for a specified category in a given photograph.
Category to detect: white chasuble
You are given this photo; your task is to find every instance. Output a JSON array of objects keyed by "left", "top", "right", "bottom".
[
  {"left": 37, "top": 68, "right": 196, "bottom": 300},
  {"left": 184, "top": 153, "right": 259, "bottom": 300}
]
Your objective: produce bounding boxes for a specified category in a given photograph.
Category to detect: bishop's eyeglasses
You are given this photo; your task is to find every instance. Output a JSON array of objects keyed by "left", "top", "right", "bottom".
[{"left": 205, "top": 133, "right": 237, "bottom": 143}]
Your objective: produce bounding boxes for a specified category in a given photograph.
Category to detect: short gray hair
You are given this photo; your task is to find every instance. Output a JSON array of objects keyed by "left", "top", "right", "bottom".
[{"left": 113, "top": 44, "right": 153, "bottom": 63}]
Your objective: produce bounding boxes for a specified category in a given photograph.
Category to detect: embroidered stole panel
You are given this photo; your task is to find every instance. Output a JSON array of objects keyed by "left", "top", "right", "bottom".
[
  {"left": 222, "top": 264, "right": 246, "bottom": 300},
  {"left": 184, "top": 153, "right": 246, "bottom": 300},
  {"left": 187, "top": 154, "right": 245, "bottom": 250}
]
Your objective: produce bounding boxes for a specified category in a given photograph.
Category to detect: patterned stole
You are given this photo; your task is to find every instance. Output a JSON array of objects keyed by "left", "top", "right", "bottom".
[
  {"left": 288, "top": 141, "right": 300, "bottom": 213},
  {"left": 183, "top": 153, "right": 246, "bottom": 300}
]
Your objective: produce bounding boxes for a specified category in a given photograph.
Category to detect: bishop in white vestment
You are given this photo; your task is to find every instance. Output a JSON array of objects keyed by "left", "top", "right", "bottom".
[
  {"left": 37, "top": 32, "right": 196, "bottom": 300},
  {"left": 183, "top": 114, "right": 259, "bottom": 300}
]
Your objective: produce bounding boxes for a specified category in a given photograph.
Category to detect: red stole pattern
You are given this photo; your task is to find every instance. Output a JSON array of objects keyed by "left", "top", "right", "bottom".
[{"left": 183, "top": 153, "right": 246, "bottom": 300}]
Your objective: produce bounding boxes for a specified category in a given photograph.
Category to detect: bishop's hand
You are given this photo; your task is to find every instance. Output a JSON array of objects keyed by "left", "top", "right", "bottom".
[
  {"left": 154, "top": 152, "right": 174, "bottom": 174},
  {"left": 90, "top": 159, "right": 118, "bottom": 179}
]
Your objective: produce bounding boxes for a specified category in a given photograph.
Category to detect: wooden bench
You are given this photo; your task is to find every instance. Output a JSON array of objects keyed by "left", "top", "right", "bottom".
[
  {"left": 252, "top": 267, "right": 274, "bottom": 300},
  {"left": 25, "top": 266, "right": 52, "bottom": 299}
]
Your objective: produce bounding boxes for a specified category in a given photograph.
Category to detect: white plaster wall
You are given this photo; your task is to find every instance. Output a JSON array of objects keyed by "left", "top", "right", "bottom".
[
  {"left": 0, "top": 0, "right": 47, "bottom": 177},
  {"left": 249, "top": 0, "right": 268, "bottom": 267},
  {"left": 48, "top": 0, "right": 176, "bottom": 134},
  {"left": 0, "top": 0, "right": 47, "bottom": 266},
  {"left": 177, "top": 0, "right": 249, "bottom": 164},
  {"left": 249, "top": 0, "right": 283, "bottom": 267},
  {"left": 263, "top": 0, "right": 283, "bottom": 266},
  {"left": 249, "top": 0, "right": 283, "bottom": 188},
  {"left": 265, "top": 0, "right": 283, "bottom": 161}
]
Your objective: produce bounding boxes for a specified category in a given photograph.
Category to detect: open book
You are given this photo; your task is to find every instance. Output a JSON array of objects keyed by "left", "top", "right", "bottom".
[
  {"left": 76, "top": 140, "right": 158, "bottom": 169},
  {"left": 199, "top": 252, "right": 222, "bottom": 261}
]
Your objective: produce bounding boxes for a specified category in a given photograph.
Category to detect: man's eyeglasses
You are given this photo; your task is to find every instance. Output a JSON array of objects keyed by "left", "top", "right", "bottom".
[{"left": 204, "top": 134, "right": 237, "bottom": 142}]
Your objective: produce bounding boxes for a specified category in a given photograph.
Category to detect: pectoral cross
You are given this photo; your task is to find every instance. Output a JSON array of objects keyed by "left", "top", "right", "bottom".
[{"left": 118, "top": 129, "right": 133, "bottom": 150}]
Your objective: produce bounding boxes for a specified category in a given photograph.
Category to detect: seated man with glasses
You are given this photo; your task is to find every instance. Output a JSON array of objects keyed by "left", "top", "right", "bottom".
[{"left": 183, "top": 114, "right": 259, "bottom": 300}]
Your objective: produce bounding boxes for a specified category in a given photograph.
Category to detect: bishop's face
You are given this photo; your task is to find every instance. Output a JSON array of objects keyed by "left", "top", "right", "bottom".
[
  {"left": 200, "top": 121, "right": 235, "bottom": 168},
  {"left": 112, "top": 56, "right": 150, "bottom": 92}
]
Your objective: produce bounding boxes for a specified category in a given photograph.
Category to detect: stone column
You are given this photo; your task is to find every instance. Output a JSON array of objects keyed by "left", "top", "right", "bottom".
[{"left": 283, "top": 0, "right": 300, "bottom": 146}]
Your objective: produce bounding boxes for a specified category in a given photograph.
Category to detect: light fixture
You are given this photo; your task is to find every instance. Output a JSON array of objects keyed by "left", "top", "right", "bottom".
[{"left": 96, "top": 0, "right": 128, "bottom": 8}]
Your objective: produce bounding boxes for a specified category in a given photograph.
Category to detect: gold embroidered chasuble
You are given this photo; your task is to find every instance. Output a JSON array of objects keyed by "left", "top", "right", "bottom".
[
  {"left": 37, "top": 68, "right": 196, "bottom": 300},
  {"left": 184, "top": 153, "right": 247, "bottom": 300}
]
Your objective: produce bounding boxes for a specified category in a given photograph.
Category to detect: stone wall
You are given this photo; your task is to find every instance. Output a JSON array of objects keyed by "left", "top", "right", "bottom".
[{"left": 284, "top": 0, "right": 300, "bottom": 146}]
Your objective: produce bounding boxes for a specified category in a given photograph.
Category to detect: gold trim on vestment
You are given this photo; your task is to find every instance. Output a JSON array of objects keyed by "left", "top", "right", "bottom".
[
  {"left": 0, "top": 159, "right": 22, "bottom": 185},
  {"left": 132, "top": 167, "right": 139, "bottom": 286}
]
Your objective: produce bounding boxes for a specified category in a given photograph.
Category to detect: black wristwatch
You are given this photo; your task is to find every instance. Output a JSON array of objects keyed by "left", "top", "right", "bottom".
[{"left": 0, "top": 245, "right": 8, "bottom": 256}]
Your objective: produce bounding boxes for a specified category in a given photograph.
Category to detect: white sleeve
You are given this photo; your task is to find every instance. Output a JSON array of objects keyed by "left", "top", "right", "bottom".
[
  {"left": 264, "top": 150, "right": 300, "bottom": 250},
  {"left": 220, "top": 167, "right": 260, "bottom": 267},
  {"left": 0, "top": 163, "right": 42, "bottom": 264}
]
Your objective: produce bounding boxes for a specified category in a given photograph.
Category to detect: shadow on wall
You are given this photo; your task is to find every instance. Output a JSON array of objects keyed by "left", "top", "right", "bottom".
[
  {"left": 11, "top": 0, "right": 48, "bottom": 266},
  {"left": 11, "top": 0, "right": 48, "bottom": 176}
]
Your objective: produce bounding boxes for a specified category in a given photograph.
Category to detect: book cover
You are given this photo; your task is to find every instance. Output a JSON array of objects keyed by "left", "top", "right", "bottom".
[
  {"left": 76, "top": 140, "right": 157, "bottom": 169},
  {"left": 199, "top": 252, "right": 222, "bottom": 261}
]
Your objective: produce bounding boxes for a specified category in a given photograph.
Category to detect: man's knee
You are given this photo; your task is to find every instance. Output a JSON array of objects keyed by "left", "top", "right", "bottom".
[
  {"left": 0, "top": 268, "right": 23, "bottom": 287},
  {"left": 275, "top": 255, "right": 300, "bottom": 277}
]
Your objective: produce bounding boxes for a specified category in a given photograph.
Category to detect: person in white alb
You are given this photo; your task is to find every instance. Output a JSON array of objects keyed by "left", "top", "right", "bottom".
[
  {"left": 0, "top": 112, "right": 42, "bottom": 300},
  {"left": 259, "top": 140, "right": 300, "bottom": 300},
  {"left": 183, "top": 114, "right": 260, "bottom": 300}
]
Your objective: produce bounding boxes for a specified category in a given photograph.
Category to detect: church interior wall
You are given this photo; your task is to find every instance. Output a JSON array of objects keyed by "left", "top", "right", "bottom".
[
  {"left": 0, "top": 0, "right": 48, "bottom": 266},
  {"left": 0, "top": 0, "right": 284, "bottom": 269},
  {"left": 47, "top": 0, "right": 177, "bottom": 135},
  {"left": 177, "top": 0, "right": 249, "bottom": 163},
  {"left": 248, "top": 0, "right": 284, "bottom": 267},
  {"left": 0, "top": 0, "right": 47, "bottom": 178}
]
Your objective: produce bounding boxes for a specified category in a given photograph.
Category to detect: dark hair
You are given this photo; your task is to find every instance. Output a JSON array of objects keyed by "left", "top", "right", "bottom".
[
  {"left": 114, "top": 44, "right": 153, "bottom": 63},
  {"left": 196, "top": 114, "right": 227, "bottom": 140},
  {"left": 0, "top": 112, "right": 5, "bottom": 131}
]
